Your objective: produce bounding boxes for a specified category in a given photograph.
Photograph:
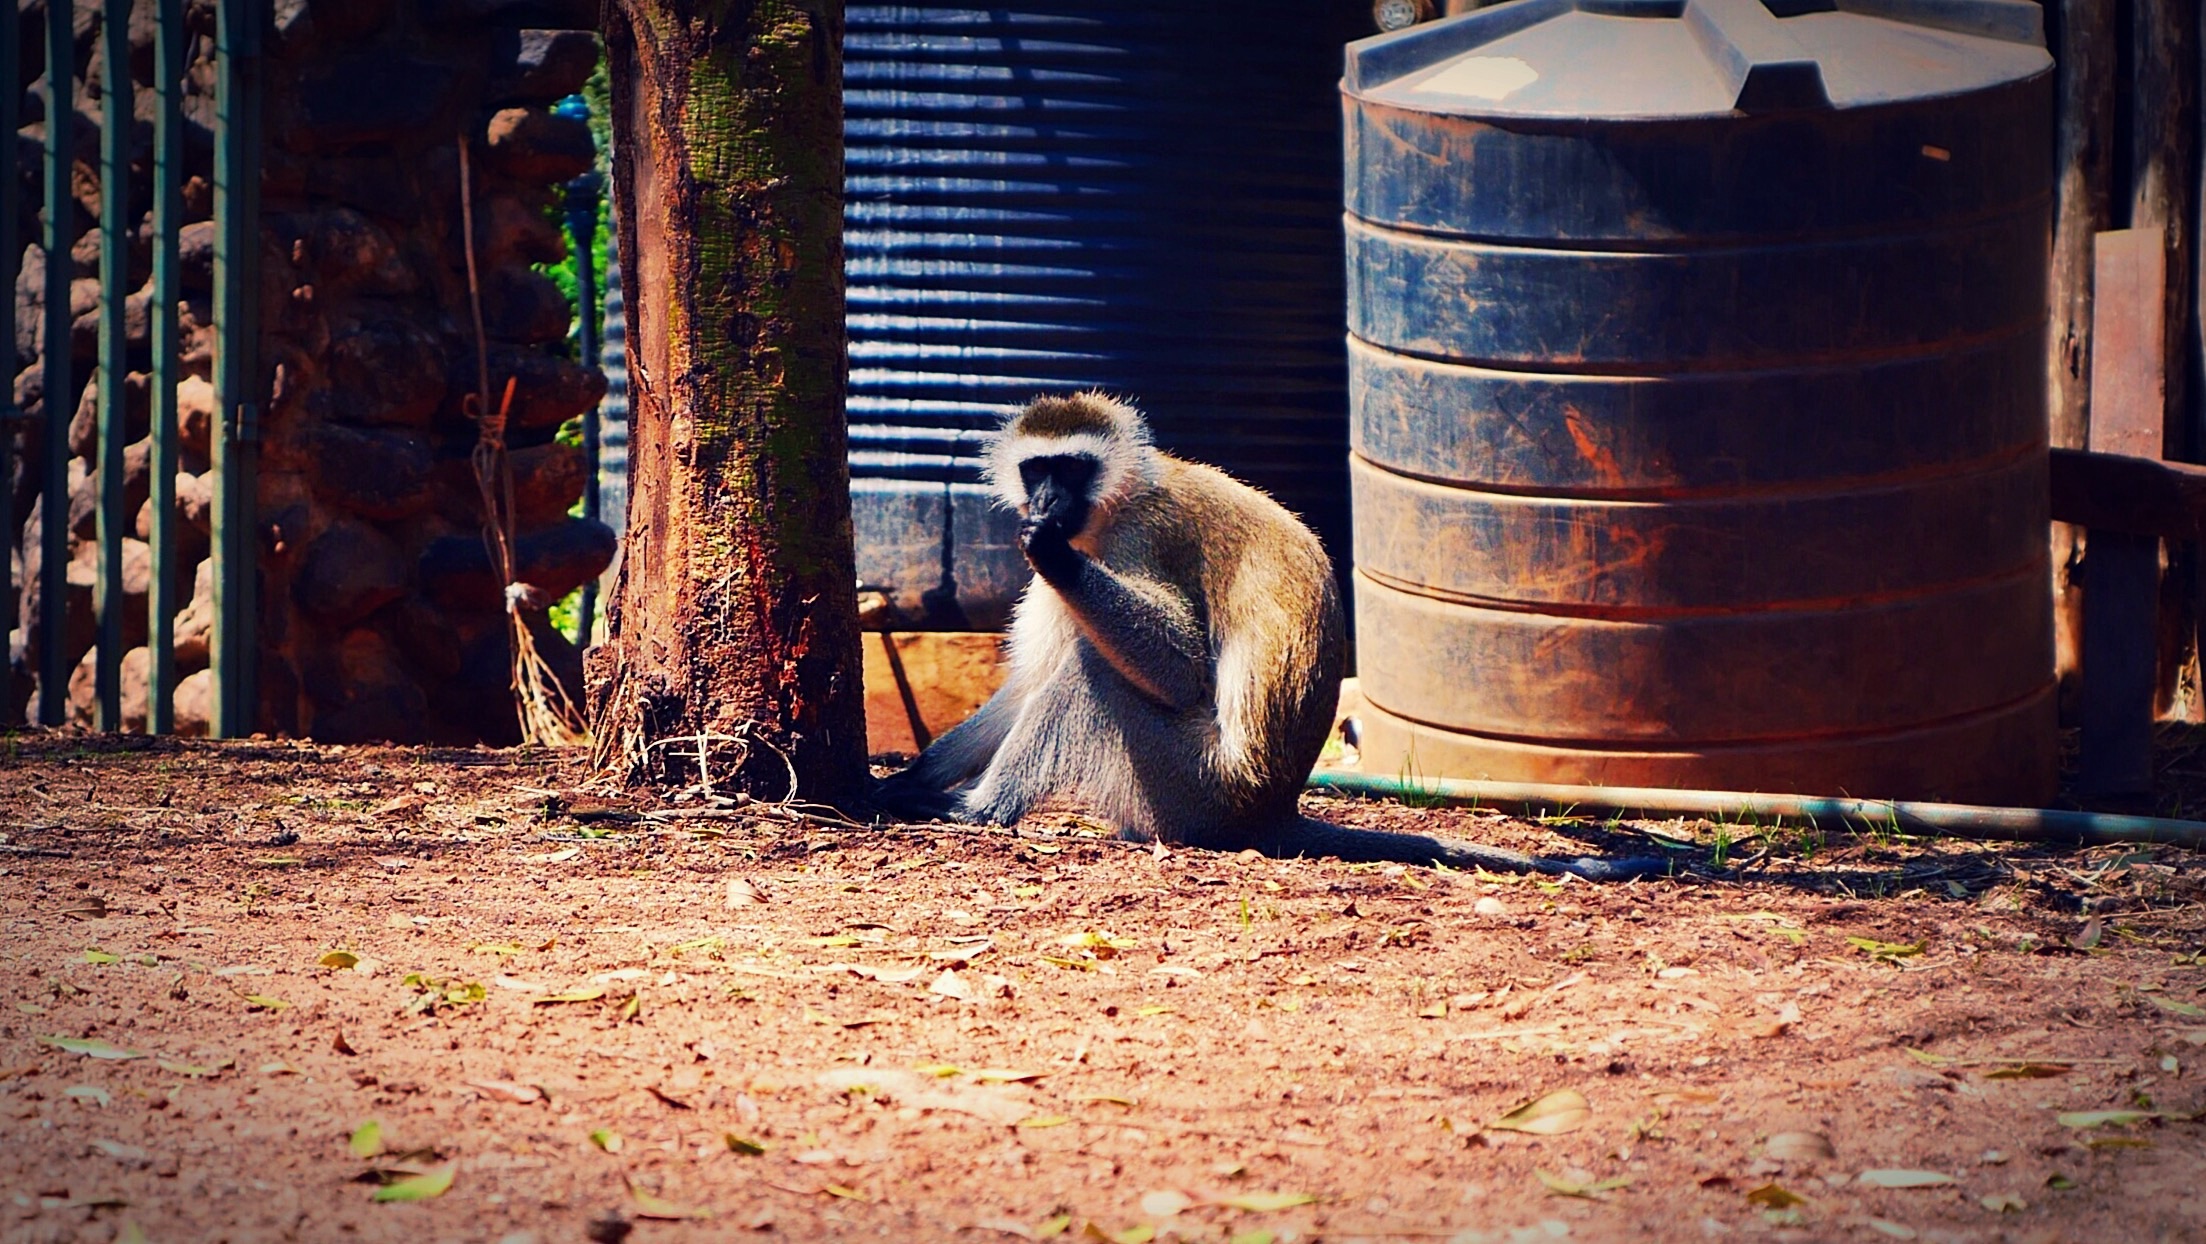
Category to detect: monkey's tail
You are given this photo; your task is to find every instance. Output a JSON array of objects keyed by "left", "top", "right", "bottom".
[{"left": 1261, "top": 817, "right": 1673, "bottom": 883}]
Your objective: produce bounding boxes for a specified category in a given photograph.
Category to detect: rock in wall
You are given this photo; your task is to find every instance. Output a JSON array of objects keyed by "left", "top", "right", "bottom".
[{"left": 8, "top": 0, "right": 612, "bottom": 742}]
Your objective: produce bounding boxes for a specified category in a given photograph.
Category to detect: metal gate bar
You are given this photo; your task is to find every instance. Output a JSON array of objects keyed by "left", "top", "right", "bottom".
[
  {"left": 0, "top": 0, "right": 17, "bottom": 679},
  {"left": 38, "top": 0, "right": 72, "bottom": 725},
  {"left": 94, "top": 0, "right": 131, "bottom": 730},
  {"left": 211, "top": 0, "right": 262, "bottom": 737},
  {"left": 147, "top": 0, "right": 185, "bottom": 735}
]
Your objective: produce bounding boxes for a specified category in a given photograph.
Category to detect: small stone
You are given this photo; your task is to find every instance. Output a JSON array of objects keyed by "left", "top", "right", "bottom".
[
  {"left": 296, "top": 522, "right": 410, "bottom": 627},
  {"left": 584, "top": 1210, "right": 632, "bottom": 1244},
  {"left": 510, "top": 440, "right": 588, "bottom": 525},
  {"left": 308, "top": 424, "right": 435, "bottom": 520},
  {"left": 172, "top": 668, "right": 213, "bottom": 738},
  {"left": 483, "top": 264, "right": 574, "bottom": 345},
  {"left": 491, "top": 29, "right": 601, "bottom": 104},
  {"left": 484, "top": 107, "right": 597, "bottom": 183}
]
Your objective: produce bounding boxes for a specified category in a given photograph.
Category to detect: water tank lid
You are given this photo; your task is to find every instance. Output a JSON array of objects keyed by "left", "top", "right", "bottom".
[{"left": 1344, "top": 0, "right": 2049, "bottom": 119}]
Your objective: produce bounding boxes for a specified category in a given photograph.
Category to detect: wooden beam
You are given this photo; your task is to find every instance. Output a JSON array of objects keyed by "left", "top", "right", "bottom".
[
  {"left": 2078, "top": 228, "right": 2169, "bottom": 799},
  {"left": 2050, "top": 448, "right": 2206, "bottom": 540}
]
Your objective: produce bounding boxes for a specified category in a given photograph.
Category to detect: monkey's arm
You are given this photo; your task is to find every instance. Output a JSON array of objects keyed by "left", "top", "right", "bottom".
[{"left": 1025, "top": 530, "right": 1207, "bottom": 711}]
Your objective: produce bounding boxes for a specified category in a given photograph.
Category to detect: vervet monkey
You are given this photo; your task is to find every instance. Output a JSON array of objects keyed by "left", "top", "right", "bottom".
[{"left": 876, "top": 393, "right": 1662, "bottom": 881}]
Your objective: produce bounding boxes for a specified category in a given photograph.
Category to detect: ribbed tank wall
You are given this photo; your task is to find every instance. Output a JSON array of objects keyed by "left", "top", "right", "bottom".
[
  {"left": 1341, "top": 0, "right": 2058, "bottom": 804},
  {"left": 845, "top": 4, "right": 1366, "bottom": 629}
]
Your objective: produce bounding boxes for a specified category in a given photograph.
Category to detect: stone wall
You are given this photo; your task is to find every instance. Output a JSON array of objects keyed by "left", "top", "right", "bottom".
[{"left": 8, "top": 0, "right": 613, "bottom": 742}]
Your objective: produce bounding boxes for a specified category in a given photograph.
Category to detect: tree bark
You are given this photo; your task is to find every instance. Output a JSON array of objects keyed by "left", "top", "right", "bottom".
[{"left": 587, "top": 0, "right": 866, "bottom": 804}]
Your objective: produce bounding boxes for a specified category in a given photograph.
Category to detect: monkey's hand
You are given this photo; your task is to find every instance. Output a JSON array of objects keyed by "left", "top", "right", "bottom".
[{"left": 1018, "top": 513, "right": 1084, "bottom": 584}]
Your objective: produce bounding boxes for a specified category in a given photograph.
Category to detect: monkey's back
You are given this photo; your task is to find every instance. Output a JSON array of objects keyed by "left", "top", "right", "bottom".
[{"left": 1108, "top": 453, "right": 1346, "bottom": 836}]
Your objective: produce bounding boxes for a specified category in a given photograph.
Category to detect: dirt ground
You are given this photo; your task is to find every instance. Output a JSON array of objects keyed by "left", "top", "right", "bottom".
[{"left": 2, "top": 732, "right": 2203, "bottom": 1244}]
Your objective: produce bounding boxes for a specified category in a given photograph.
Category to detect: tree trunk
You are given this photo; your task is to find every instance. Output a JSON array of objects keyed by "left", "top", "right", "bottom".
[
  {"left": 587, "top": 0, "right": 866, "bottom": 805},
  {"left": 2046, "top": 0, "right": 2116, "bottom": 715}
]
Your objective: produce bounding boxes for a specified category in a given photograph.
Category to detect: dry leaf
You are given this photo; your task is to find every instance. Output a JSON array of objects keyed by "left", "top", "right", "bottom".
[
  {"left": 466, "top": 1079, "right": 542, "bottom": 1105},
  {"left": 930, "top": 970, "right": 978, "bottom": 1002},
  {"left": 629, "top": 1182, "right": 707, "bottom": 1220},
  {"left": 1763, "top": 1131, "right": 1835, "bottom": 1163},
  {"left": 1856, "top": 1169, "right": 1955, "bottom": 1188},
  {"left": 1744, "top": 1182, "right": 1806, "bottom": 1209},
  {"left": 727, "top": 877, "right": 766, "bottom": 908},
  {"left": 1487, "top": 1088, "right": 1589, "bottom": 1135},
  {"left": 1212, "top": 1191, "right": 1317, "bottom": 1213},
  {"left": 372, "top": 1163, "right": 455, "bottom": 1203},
  {"left": 1139, "top": 1191, "right": 1192, "bottom": 1218},
  {"left": 38, "top": 1036, "right": 145, "bottom": 1061}
]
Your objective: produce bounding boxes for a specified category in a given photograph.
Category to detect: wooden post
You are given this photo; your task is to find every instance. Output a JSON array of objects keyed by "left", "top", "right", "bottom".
[
  {"left": 2131, "top": 0, "right": 2199, "bottom": 719},
  {"left": 2079, "top": 229, "right": 2167, "bottom": 798},
  {"left": 588, "top": 0, "right": 868, "bottom": 805},
  {"left": 2046, "top": 0, "right": 2118, "bottom": 709}
]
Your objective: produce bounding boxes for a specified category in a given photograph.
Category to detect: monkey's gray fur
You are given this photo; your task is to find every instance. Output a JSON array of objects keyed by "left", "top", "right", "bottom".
[{"left": 877, "top": 393, "right": 1666, "bottom": 881}]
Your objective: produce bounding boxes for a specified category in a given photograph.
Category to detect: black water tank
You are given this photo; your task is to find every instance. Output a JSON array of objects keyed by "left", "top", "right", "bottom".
[
  {"left": 845, "top": 3, "right": 1369, "bottom": 628},
  {"left": 1342, "top": 0, "right": 2057, "bottom": 802}
]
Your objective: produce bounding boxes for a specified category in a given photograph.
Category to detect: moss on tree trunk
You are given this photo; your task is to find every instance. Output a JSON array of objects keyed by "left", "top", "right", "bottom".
[{"left": 587, "top": 0, "right": 866, "bottom": 803}]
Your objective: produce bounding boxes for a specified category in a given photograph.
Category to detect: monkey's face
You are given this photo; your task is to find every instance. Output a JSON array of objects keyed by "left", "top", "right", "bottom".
[{"left": 1018, "top": 453, "right": 1100, "bottom": 540}]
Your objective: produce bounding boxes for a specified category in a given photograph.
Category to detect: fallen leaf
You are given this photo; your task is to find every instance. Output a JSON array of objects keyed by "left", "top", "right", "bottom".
[
  {"left": 1488, "top": 1088, "right": 1589, "bottom": 1135},
  {"left": 589, "top": 1129, "right": 623, "bottom": 1154},
  {"left": 1536, "top": 1168, "right": 1629, "bottom": 1199},
  {"left": 61, "top": 895, "right": 110, "bottom": 920},
  {"left": 243, "top": 994, "right": 289, "bottom": 1011},
  {"left": 1744, "top": 1183, "right": 1806, "bottom": 1209},
  {"left": 38, "top": 1036, "right": 144, "bottom": 1061},
  {"left": 531, "top": 986, "right": 607, "bottom": 1005},
  {"left": 1979, "top": 1193, "right": 2026, "bottom": 1213},
  {"left": 2045, "top": 1174, "right": 2077, "bottom": 1190},
  {"left": 724, "top": 1133, "right": 767, "bottom": 1156},
  {"left": 1213, "top": 1191, "right": 1318, "bottom": 1212},
  {"left": 371, "top": 1163, "right": 455, "bottom": 1203},
  {"left": 1983, "top": 1063, "right": 2071, "bottom": 1080},
  {"left": 1763, "top": 1131, "right": 1836, "bottom": 1163},
  {"left": 1847, "top": 937, "right": 1925, "bottom": 963},
  {"left": 466, "top": 1079, "right": 543, "bottom": 1105},
  {"left": 65, "top": 1084, "right": 112, "bottom": 1107},
  {"left": 1017, "top": 1115, "right": 1071, "bottom": 1129},
  {"left": 156, "top": 1059, "right": 229, "bottom": 1078},
  {"left": 974, "top": 1069, "right": 1045, "bottom": 1084},
  {"left": 81, "top": 948, "right": 121, "bottom": 965},
  {"left": 1228, "top": 1233, "right": 1277, "bottom": 1244},
  {"left": 1865, "top": 1219, "right": 1917, "bottom": 1240},
  {"left": 1037, "top": 1214, "right": 1073, "bottom": 1237},
  {"left": 2056, "top": 1110, "right": 2159, "bottom": 1130},
  {"left": 1133, "top": 1005, "right": 1174, "bottom": 1018},
  {"left": 350, "top": 1120, "right": 383, "bottom": 1159},
  {"left": 931, "top": 970, "right": 978, "bottom": 1002},
  {"left": 727, "top": 877, "right": 766, "bottom": 907},
  {"left": 823, "top": 1184, "right": 867, "bottom": 1202},
  {"left": 630, "top": 1184, "right": 708, "bottom": 1219},
  {"left": 1857, "top": 1170, "right": 1955, "bottom": 1189},
  {"left": 331, "top": 1031, "right": 358, "bottom": 1056},
  {"left": 2147, "top": 994, "right": 2206, "bottom": 1019},
  {"left": 1139, "top": 1191, "right": 1192, "bottom": 1217}
]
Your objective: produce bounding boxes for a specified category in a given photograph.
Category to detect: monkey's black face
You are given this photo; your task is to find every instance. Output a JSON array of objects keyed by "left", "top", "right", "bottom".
[
  {"left": 1018, "top": 454, "right": 1100, "bottom": 539},
  {"left": 1016, "top": 453, "right": 1100, "bottom": 584}
]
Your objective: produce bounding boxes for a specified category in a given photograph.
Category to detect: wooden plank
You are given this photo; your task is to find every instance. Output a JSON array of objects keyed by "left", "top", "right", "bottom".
[
  {"left": 862, "top": 632, "right": 1006, "bottom": 758},
  {"left": 2049, "top": 448, "right": 2206, "bottom": 539},
  {"left": 2078, "top": 228, "right": 2169, "bottom": 799},
  {"left": 2087, "top": 230, "right": 2167, "bottom": 458}
]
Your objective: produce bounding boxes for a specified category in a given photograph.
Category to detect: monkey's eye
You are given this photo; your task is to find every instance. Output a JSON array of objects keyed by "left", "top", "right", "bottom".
[{"left": 1019, "top": 454, "right": 1100, "bottom": 497}]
